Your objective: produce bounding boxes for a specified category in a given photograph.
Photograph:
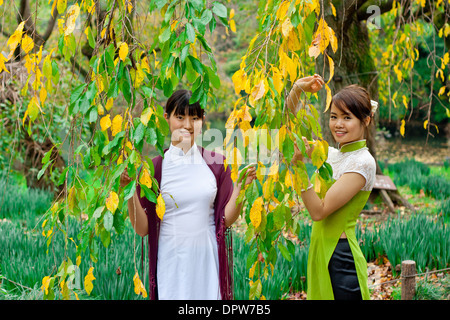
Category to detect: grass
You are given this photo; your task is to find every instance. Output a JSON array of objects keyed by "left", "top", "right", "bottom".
[{"left": 1, "top": 157, "right": 449, "bottom": 300}]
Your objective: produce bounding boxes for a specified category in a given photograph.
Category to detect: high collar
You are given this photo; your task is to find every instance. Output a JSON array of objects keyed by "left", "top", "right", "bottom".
[
  {"left": 338, "top": 140, "right": 367, "bottom": 153},
  {"left": 168, "top": 142, "right": 198, "bottom": 157}
]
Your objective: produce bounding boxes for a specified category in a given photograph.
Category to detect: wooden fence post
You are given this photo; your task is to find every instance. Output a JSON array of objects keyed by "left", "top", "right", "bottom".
[{"left": 401, "top": 260, "right": 416, "bottom": 300}]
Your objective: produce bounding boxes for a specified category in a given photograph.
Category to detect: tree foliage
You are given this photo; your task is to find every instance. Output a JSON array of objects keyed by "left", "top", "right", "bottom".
[{"left": 0, "top": 0, "right": 449, "bottom": 300}]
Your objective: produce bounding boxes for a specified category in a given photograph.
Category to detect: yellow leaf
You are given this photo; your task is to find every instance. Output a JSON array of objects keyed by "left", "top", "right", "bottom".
[
  {"left": 249, "top": 196, "right": 263, "bottom": 228},
  {"left": 140, "top": 107, "right": 153, "bottom": 126},
  {"left": 287, "top": 28, "right": 301, "bottom": 51},
  {"left": 40, "top": 87, "right": 47, "bottom": 105},
  {"left": 111, "top": 114, "right": 123, "bottom": 136},
  {"left": 98, "top": 103, "right": 105, "bottom": 115},
  {"left": 229, "top": 19, "right": 236, "bottom": 33},
  {"left": 271, "top": 66, "right": 283, "bottom": 95},
  {"left": 84, "top": 267, "right": 95, "bottom": 295},
  {"left": 119, "top": 42, "right": 129, "bottom": 62},
  {"left": 268, "top": 161, "right": 279, "bottom": 180},
  {"left": 41, "top": 276, "right": 52, "bottom": 295},
  {"left": 324, "top": 83, "right": 332, "bottom": 112},
  {"left": 106, "top": 191, "right": 119, "bottom": 213},
  {"left": 64, "top": 4, "right": 80, "bottom": 36},
  {"left": 423, "top": 119, "right": 428, "bottom": 130},
  {"left": 285, "top": 170, "right": 293, "bottom": 188},
  {"left": 327, "top": 54, "right": 334, "bottom": 83},
  {"left": 170, "top": 20, "right": 178, "bottom": 32},
  {"left": 438, "top": 86, "right": 446, "bottom": 96},
  {"left": 311, "top": 140, "right": 328, "bottom": 168},
  {"left": 100, "top": 114, "right": 111, "bottom": 131},
  {"left": 276, "top": 1, "right": 290, "bottom": 20},
  {"left": 229, "top": 8, "right": 235, "bottom": 19},
  {"left": 105, "top": 98, "right": 114, "bottom": 111},
  {"left": 279, "top": 49, "right": 297, "bottom": 82},
  {"left": 402, "top": 95, "right": 408, "bottom": 109},
  {"left": 331, "top": 2, "right": 337, "bottom": 16},
  {"left": 21, "top": 34, "right": 34, "bottom": 54},
  {"left": 251, "top": 79, "right": 266, "bottom": 101},
  {"left": 400, "top": 119, "right": 405, "bottom": 137},
  {"left": 281, "top": 18, "right": 293, "bottom": 38},
  {"left": 139, "top": 168, "right": 152, "bottom": 189},
  {"left": 126, "top": 0, "right": 133, "bottom": 14},
  {"left": 57, "top": 0, "right": 67, "bottom": 14},
  {"left": 0, "top": 53, "right": 9, "bottom": 74},
  {"left": 231, "top": 68, "right": 249, "bottom": 95},
  {"left": 308, "top": 43, "right": 320, "bottom": 59},
  {"left": 156, "top": 193, "right": 165, "bottom": 221},
  {"left": 76, "top": 255, "right": 81, "bottom": 267},
  {"left": 263, "top": 177, "right": 273, "bottom": 200},
  {"left": 133, "top": 272, "right": 148, "bottom": 298},
  {"left": 7, "top": 21, "right": 25, "bottom": 59}
]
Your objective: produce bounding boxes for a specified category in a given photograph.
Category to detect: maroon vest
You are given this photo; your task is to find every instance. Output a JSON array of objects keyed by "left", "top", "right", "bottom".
[{"left": 136, "top": 146, "right": 234, "bottom": 299}]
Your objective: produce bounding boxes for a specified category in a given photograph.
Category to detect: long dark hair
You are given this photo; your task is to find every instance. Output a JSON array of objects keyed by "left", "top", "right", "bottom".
[{"left": 165, "top": 89, "right": 204, "bottom": 118}]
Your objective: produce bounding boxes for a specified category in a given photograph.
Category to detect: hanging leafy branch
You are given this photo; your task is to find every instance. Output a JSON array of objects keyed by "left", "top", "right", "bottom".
[
  {"left": 225, "top": 0, "right": 337, "bottom": 300},
  {"left": 1, "top": 0, "right": 234, "bottom": 300}
]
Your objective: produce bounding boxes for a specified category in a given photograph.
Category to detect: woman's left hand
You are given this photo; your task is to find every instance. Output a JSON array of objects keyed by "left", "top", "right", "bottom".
[{"left": 237, "top": 163, "right": 257, "bottom": 188}]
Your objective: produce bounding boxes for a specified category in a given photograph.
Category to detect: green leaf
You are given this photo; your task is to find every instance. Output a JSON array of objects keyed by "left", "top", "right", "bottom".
[
  {"left": 123, "top": 180, "right": 136, "bottom": 201},
  {"left": 133, "top": 122, "right": 145, "bottom": 145},
  {"left": 277, "top": 242, "right": 292, "bottom": 262},
  {"left": 103, "top": 211, "right": 114, "bottom": 231},
  {"left": 212, "top": 2, "right": 227, "bottom": 18},
  {"left": 249, "top": 279, "right": 262, "bottom": 300},
  {"left": 186, "top": 23, "right": 196, "bottom": 43},
  {"left": 199, "top": 9, "right": 213, "bottom": 26},
  {"left": 38, "top": 160, "right": 53, "bottom": 180}
]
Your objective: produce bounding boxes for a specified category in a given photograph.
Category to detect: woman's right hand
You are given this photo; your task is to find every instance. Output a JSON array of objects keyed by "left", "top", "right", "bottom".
[
  {"left": 120, "top": 170, "right": 132, "bottom": 189},
  {"left": 292, "top": 137, "right": 314, "bottom": 164}
]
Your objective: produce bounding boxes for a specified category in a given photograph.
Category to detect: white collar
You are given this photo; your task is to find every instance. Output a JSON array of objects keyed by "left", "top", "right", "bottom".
[{"left": 168, "top": 142, "right": 198, "bottom": 157}]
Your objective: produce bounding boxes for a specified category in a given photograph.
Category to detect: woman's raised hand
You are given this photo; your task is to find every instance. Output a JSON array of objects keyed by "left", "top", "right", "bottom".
[
  {"left": 293, "top": 74, "right": 325, "bottom": 94},
  {"left": 292, "top": 137, "right": 314, "bottom": 164},
  {"left": 120, "top": 170, "right": 132, "bottom": 189}
]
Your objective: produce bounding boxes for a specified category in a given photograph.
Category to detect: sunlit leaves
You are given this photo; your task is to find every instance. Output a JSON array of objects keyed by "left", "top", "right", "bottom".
[
  {"left": 111, "top": 114, "right": 123, "bottom": 136},
  {"left": 118, "top": 42, "right": 129, "bottom": 62},
  {"left": 84, "top": 267, "right": 96, "bottom": 295},
  {"left": 64, "top": 4, "right": 80, "bottom": 36},
  {"left": 6, "top": 21, "right": 24, "bottom": 59},
  {"left": 249, "top": 196, "right": 263, "bottom": 228},
  {"left": 156, "top": 194, "right": 166, "bottom": 221},
  {"left": 105, "top": 191, "right": 119, "bottom": 214},
  {"left": 21, "top": 34, "right": 34, "bottom": 54},
  {"left": 100, "top": 114, "right": 111, "bottom": 131},
  {"left": 133, "top": 272, "right": 148, "bottom": 298}
]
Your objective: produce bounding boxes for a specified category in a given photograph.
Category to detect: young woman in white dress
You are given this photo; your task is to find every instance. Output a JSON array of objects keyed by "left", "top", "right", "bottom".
[{"left": 120, "top": 89, "right": 256, "bottom": 300}]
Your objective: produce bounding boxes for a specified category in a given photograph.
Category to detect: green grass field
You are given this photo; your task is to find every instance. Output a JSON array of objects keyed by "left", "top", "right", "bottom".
[{"left": 1, "top": 158, "right": 449, "bottom": 300}]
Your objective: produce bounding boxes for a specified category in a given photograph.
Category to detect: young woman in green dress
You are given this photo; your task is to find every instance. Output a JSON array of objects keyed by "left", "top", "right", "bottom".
[{"left": 288, "top": 80, "right": 377, "bottom": 300}]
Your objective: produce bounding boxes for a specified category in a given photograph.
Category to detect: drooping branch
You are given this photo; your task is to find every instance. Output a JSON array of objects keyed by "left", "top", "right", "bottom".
[{"left": 18, "top": 0, "right": 59, "bottom": 47}]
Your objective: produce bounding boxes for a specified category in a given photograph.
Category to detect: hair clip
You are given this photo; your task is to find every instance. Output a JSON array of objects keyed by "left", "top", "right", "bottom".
[{"left": 370, "top": 100, "right": 378, "bottom": 114}]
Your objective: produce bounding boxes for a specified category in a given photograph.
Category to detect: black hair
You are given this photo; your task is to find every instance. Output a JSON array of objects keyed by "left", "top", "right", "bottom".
[{"left": 165, "top": 89, "right": 204, "bottom": 118}]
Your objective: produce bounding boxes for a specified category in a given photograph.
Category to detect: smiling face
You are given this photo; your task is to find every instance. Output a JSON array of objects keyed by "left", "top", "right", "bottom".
[
  {"left": 329, "top": 103, "right": 368, "bottom": 145},
  {"left": 165, "top": 110, "right": 204, "bottom": 147},
  {"left": 163, "top": 89, "right": 205, "bottom": 150}
]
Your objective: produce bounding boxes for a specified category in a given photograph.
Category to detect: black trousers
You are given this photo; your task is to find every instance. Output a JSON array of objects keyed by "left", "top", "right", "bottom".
[{"left": 328, "top": 238, "right": 362, "bottom": 300}]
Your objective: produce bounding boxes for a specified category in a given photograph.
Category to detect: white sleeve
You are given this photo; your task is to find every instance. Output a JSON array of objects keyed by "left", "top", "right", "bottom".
[{"left": 345, "top": 153, "right": 376, "bottom": 191}]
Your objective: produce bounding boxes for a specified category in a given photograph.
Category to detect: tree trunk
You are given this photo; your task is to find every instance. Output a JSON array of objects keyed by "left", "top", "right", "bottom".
[{"left": 316, "top": 2, "right": 382, "bottom": 174}]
